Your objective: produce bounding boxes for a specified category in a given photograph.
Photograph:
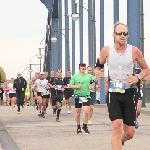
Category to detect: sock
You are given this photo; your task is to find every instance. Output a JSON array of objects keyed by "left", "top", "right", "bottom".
[
  {"left": 57, "top": 109, "right": 61, "bottom": 118},
  {"left": 83, "top": 124, "right": 87, "bottom": 128},
  {"left": 77, "top": 124, "right": 80, "bottom": 129}
]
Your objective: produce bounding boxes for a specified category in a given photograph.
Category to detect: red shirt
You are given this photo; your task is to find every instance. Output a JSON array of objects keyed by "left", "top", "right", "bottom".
[{"left": 4, "top": 84, "right": 9, "bottom": 94}]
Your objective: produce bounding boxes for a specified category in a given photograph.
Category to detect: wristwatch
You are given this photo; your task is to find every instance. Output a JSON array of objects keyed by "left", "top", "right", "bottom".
[{"left": 137, "top": 75, "right": 142, "bottom": 80}]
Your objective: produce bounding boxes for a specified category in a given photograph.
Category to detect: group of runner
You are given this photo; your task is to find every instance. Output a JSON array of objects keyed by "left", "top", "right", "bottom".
[{"left": 1, "top": 22, "right": 149, "bottom": 150}]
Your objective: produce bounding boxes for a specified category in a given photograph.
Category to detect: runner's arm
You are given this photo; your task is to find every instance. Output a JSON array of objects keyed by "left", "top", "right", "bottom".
[{"left": 134, "top": 47, "right": 149, "bottom": 79}]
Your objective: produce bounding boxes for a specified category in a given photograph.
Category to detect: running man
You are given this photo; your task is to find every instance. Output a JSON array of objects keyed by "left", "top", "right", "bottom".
[
  {"left": 0, "top": 86, "right": 4, "bottom": 106},
  {"left": 95, "top": 22, "right": 149, "bottom": 150},
  {"left": 87, "top": 66, "right": 96, "bottom": 124},
  {"left": 69, "top": 63, "right": 94, "bottom": 134},
  {"left": 8, "top": 78, "right": 16, "bottom": 110},
  {"left": 50, "top": 69, "right": 64, "bottom": 122},
  {"left": 63, "top": 70, "right": 74, "bottom": 114},
  {"left": 14, "top": 72, "right": 27, "bottom": 114},
  {"left": 34, "top": 72, "right": 50, "bottom": 118},
  {"left": 134, "top": 67, "right": 147, "bottom": 129}
]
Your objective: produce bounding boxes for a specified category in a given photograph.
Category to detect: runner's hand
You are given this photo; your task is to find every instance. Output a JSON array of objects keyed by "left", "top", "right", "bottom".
[
  {"left": 125, "top": 74, "right": 139, "bottom": 85},
  {"left": 52, "top": 85, "right": 55, "bottom": 88},
  {"left": 76, "top": 84, "right": 82, "bottom": 88}
]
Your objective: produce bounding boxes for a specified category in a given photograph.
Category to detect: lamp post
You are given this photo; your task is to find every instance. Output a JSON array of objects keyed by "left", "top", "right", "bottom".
[
  {"left": 38, "top": 48, "right": 48, "bottom": 72},
  {"left": 51, "top": 29, "right": 70, "bottom": 74},
  {"left": 51, "top": 30, "right": 69, "bottom": 44},
  {"left": 71, "top": 3, "right": 80, "bottom": 21},
  {"left": 71, "top": 2, "right": 96, "bottom": 67},
  {"left": 28, "top": 64, "right": 33, "bottom": 106},
  {"left": 37, "top": 49, "right": 43, "bottom": 72}
]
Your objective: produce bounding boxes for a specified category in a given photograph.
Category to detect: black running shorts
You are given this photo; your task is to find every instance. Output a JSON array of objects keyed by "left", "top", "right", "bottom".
[
  {"left": 75, "top": 97, "right": 90, "bottom": 108},
  {"left": 64, "top": 91, "right": 73, "bottom": 100},
  {"left": 52, "top": 94, "right": 63, "bottom": 106},
  {"left": 37, "top": 92, "right": 47, "bottom": 99},
  {"left": 9, "top": 93, "right": 16, "bottom": 98},
  {"left": 106, "top": 88, "right": 137, "bottom": 126}
]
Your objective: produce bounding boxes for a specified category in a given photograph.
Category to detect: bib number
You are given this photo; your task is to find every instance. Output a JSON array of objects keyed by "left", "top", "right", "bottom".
[
  {"left": 55, "top": 85, "right": 62, "bottom": 90},
  {"left": 41, "top": 91, "right": 49, "bottom": 96},
  {"left": 79, "top": 97, "right": 88, "bottom": 103},
  {"left": 109, "top": 81, "right": 126, "bottom": 93}
]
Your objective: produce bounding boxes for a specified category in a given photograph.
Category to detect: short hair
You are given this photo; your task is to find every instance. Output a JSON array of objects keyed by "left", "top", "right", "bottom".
[
  {"left": 57, "top": 68, "right": 62, "bottom": 72},
  {"left": 114, "top": 21, "right": 128, "bottom": 32},
  {"left": 87, "top": 66, "right": 93, "bottom": 69}
]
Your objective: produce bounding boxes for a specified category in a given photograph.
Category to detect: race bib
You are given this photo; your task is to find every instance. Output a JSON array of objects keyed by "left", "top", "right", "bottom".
[
  {"left": 109, "top": 81, "right": 126, "bottom": 93},
  {"left": 41, "top": 92, "right": 46, "bottom": 96},
  {"left": 79, "top": 97, "right": 88, "bottom": 103},
  {"left": 55, "top": 85, "right": 62, "bottom": 90}
]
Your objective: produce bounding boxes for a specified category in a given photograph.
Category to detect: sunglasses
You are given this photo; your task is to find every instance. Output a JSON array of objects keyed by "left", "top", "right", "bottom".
[{"left": 115, "top": 32, "right": 128, "bottom": 36}]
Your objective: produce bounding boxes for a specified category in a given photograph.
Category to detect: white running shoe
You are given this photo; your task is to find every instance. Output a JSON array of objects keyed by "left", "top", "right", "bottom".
[
  {"left": 88, "top": 120, "right": 92, "bottom": 124},
  {"left": 68, "top": 110, "right": 71, "bottom": 114}
]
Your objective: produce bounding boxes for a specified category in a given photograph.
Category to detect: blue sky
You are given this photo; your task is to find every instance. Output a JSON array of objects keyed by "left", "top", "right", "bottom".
[{"left": 0, "top": 0, "right": 150, "bottom": 79}]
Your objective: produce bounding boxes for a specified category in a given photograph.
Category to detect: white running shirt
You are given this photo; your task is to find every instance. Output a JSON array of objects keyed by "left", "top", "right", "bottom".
[
  {"left": 8, "top": 83, "right": 16, "bottom": 93},
  {"left": 34, "top": 79, "right": 48, "bottom": 93}
]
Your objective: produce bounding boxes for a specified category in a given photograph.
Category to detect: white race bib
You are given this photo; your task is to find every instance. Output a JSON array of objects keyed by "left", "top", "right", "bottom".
[
  {"left": 109, "top": 81, "right": 126, "bottom": 93},
  {"left": 79, "top": 97, "right": 88, "bottom": 103},
  {"left": 55, "top": 85, "right": 62, "bottom": 90}
]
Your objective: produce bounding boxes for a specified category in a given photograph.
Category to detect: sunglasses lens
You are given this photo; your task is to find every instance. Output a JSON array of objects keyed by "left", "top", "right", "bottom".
[
  {"left": 123, "top": 32, "right": 128, "bottom": 36},
  {"left": 116, "top": 32, "right": 122, "bottom": 36},
  {"left": 115, "top": 32, "right": 128, "bottom": 36}
]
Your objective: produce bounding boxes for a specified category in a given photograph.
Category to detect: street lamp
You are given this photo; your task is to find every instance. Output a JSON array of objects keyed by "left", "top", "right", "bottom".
[
  {"left": 51, "top": 30, "right": 69, "bottom": 43},
  {"left": 51, "top": 36, "right": 57, "bottom": 43},
  {"left": 71, "top": 3, "right": 79, "bottom": 21},
  {"left": 38, "top": 48, "right": 43, "bottom": 72},
  {"left": 51, "top": 29, "right": 70, "bottom": 73},
  {"left": 37, "top": 54, "right": 42, "bottom": 59},
  {"left": 28, "top": 64, "right": 33, "bottom": 106},
  {"left": 28, "top": 68, "right": 33, "bottom": 74}
]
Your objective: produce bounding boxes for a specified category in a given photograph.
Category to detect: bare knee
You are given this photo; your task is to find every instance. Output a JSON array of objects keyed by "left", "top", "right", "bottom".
[
  {"left": 125, "top": 129, "right": 135, "bottom": 139},
  {"left": 124, "top": 125, "right": 135, "bottom": 140},
  {"left": 112, "top": 120, "right": 122, "bottom": 135},
  {"left": 76, "top": 110, "right": 81, "bottom": 118},
  {"left": 84, "top": 110, "right": 89, "bottom": 117}
]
